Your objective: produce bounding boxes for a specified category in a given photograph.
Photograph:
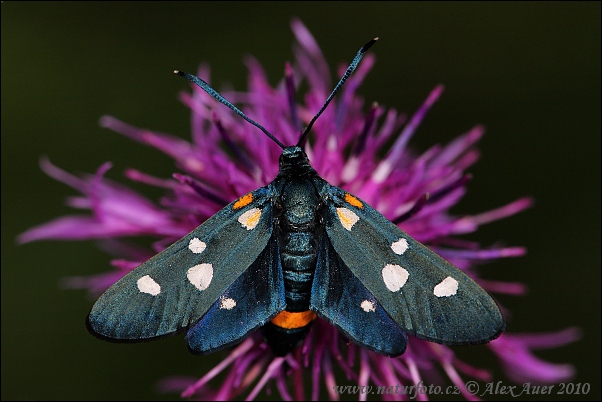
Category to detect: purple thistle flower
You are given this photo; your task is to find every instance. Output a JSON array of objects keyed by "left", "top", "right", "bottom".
[{"left": 19, "top": 19, "right": 580, "bottom": 401}]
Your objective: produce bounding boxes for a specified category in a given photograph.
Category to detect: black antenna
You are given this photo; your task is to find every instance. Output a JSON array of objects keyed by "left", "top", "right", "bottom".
[
  {"left": 175, "top": 37, "right": 377, "bottom": 150},
  {"left": 296, "top": 37, "right": 378, "bottom": 147},
  {"left": 174, "top": 70, "right": 286, "bottom": 149}
]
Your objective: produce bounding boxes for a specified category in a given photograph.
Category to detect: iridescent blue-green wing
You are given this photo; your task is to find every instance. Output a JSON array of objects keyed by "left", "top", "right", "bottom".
[
  {"left": 310, "top": 232, "right": 407, "bottom": 356},
  {"left": 186, "top": 234, "right": 285, "bottom": 354},
  {"left": 87, "top": 186, "right": 284, "bottom": 347},
  {"left": 319, "top": 183, "right": 504, "bottom": 346}
]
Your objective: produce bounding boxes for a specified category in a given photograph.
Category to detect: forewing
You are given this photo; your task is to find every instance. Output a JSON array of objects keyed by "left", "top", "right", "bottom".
[
  {"left": 322, "top": 185, "right": 505, "bottom": 345},
  {"left": 87, "top": 186, "right": 275, "bottom": 341}
]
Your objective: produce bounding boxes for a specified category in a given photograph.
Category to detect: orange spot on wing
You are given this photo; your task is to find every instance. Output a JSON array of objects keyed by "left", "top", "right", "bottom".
[
  {"left": 345, "top": 193, "right": 363, "bottom": 208},
  {"left": 233, "top": 193, "right": 253, "bottom": 209},
  {"left": 271, "top": 310, "right": 317, "bottom": 329}
]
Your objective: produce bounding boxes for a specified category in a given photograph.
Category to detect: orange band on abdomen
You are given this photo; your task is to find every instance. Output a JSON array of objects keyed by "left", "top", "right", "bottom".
[{"left": 271, "top": 310, "right": 317, "bottom": 329}]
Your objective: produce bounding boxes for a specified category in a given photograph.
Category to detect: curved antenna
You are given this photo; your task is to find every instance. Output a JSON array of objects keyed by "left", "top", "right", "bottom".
[
  {"left": 174, "top": 70, "right": 286, "bottom": 149},
  {"left": 297, "top": 37, "right": 378, "bottom": 147}
]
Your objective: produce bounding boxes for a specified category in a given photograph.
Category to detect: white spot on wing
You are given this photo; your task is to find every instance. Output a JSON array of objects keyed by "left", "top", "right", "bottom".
[
  {"left": 238, "top": 208, "right": 262, "bottom": 230},
  {"left": 434, "top": 276, "right": 459, "bottom": 297},
  {"left": 220, "top": 297, "right": 236, "bottom": 310},
  {"left": 137, "top": 275, "right": 161, "bottom": 296},
  {"left": 188, "top": 237, "right": 206, "bottom": 254},
  {"left": 381, "top": 264, "right": 409, "bottom": 292},
  {"left": 187, "top": 263, "right": 213, "bottom": 291},
  {"left": 391, "top": 238, "right": 409, "bottom": 255},
  {"left": 336, "top": 207, "right": 359, "bottom": 231},
  {"left": 360, "top": 300, "right": 376, "bottom": 312}
]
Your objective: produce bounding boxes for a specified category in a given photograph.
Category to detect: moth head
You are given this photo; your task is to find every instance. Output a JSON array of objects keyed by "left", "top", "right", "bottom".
[{"left": 278, "top": 146, "right": 315, "bottom": 178}]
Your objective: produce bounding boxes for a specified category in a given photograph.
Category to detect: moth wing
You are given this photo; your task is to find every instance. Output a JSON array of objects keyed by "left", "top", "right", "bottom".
[
  {"left": 322, "top": 185, "right": 505, "bottom": 345},
  {"left": 186, "top": 234, "right": 285, "bottom": 354},
  {"left": 310, "top": 233, "right": 407, "bottom": 356},
  {"left": 87, "top": 186, "right": 277, "bottom": 341}
]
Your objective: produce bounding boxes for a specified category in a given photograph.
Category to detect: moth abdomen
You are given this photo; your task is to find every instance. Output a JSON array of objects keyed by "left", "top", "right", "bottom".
[
  {"left": 264, "top": 175, "right": 322, "bottom": 354},
  {"left": 262, "top": 320, "right": 314, "bottom": 357}
]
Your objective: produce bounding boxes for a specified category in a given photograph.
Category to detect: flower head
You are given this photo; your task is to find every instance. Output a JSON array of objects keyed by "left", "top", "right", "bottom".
[{"left": 20, "top": 19, "right": 579, "bottom": 400}]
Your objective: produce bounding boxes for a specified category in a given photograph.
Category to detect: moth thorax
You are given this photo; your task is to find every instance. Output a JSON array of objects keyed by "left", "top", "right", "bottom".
[{"left": 279, "top": 179, "right": 320, "bottom": 230}]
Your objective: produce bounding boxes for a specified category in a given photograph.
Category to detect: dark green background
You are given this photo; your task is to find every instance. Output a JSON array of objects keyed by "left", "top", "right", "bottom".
[{"left": 2, "top": 2, "right": 600, "bottom": 400}]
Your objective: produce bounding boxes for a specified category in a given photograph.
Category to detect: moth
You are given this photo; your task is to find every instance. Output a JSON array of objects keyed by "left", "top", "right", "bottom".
[{"left": 87, "top": 38, "right": 504, "bottom": 357}]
